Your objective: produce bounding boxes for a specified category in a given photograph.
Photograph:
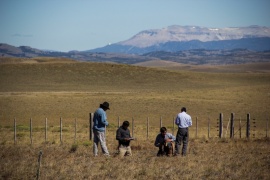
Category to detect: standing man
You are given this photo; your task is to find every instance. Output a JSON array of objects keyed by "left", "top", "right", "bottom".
[
  {"left": 154, "top": 127, "right": 176, "bottom": 156},
  {"left": 174, "top": 107, "right": 192, "bottom": 156},
  {"left": 93, "top": 102, "right": 110, "bottom": 156},
  {"left": 116, "top": 121, "right": 134, "bottom": 157}
]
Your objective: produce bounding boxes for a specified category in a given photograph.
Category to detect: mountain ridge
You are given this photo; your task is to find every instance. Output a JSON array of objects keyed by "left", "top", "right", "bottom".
[
  {"left": 1, "top": 43, "right": 270, "bottom": 65},
  {"left": 88, "top": 25, "right": 270, "bottom": 54},
  {"left": 118, "top": 25, "right": 270, "bottom": 47},
  {"left": 1, "top": 25, "right": 270, "bottom": 65}
]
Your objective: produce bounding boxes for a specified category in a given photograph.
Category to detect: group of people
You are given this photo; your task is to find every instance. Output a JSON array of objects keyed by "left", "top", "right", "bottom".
[{"left": 93, "top": 102, "right": 192, "bottom": 157}]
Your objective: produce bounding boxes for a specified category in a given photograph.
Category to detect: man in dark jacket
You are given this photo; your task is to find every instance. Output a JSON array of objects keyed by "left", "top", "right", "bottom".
[
  {"left": 155, "top": 127, "right": 176, "bottom": 156},
  {"left": 116, "top": 121, "right": 134, "bottom": 157}
]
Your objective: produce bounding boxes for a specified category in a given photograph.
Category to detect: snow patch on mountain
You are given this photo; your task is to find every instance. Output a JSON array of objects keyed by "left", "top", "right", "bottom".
[{"left": 118, "top": 25, "right": 270, "bottom": 48}]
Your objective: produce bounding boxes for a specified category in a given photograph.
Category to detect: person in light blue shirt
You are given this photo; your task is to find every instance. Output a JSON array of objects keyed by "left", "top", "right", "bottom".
[
  {"left": 154, "top": 127, "right": 176, "bottom": 156},
  {"left": 174, "top": 107, "right": 192, "bottom": 156},
  {"left": 93, "top": 102, "right": 110, "bottom": 156}
]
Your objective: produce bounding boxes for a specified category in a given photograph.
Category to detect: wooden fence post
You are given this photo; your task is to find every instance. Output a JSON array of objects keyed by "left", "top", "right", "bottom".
[
  {"left": 36, "top": 150, "right": 43, "bottom": 180},
  {"left": 132, "top": 117, "right": 134, "bottom": 137},
  {"left": 219, "top": 113, "right": 223, "bottom": 138},
  {"left": 147, "top": 117, "right": 149, "bottom": 140},
  {"left": 89, "top": 113, "right": 93, "bottom": 141},
  {"left": 246, "top": 113, "right": 250, "bottom": 139},
  {"left": 266, "top": 117, "right": 269, "bottom": 138},
  {"left": 14, "top": 118, "right": 16, "bottom": 145},
  {"left": 195, "top": 117, "right": 198, "bottom": 138},
  {"left": 118, "top": 116, "right": 120, "bottom": 128},
  {"left": 172, "top": 117, "right": 175, "bottom": 135},
  {"left": 230, "top": 113, "right": 234, "bottom": 138},
  {"left": 74, "top": 118, "right": 77, "bottom": 144},
  {"left": 252, "top": 118, "right": 256, "bottom": 138},
  {"left": 30, "top": 118, "right": 33, "bottom": 145},
  {"left": 60, "top": 117, "right": 62, "bottom": 144},
  {"left": 160, "top": 116, "right": 162, "bottom": 129},
  {"left": 45, "top": 118, "right": 47, "bottom": 142},
  {"left": 239, "top": 117, "right": 242, "bottom": 138},
  {"left": 208, "top": 117, "right": 210, "bottom": 138}
]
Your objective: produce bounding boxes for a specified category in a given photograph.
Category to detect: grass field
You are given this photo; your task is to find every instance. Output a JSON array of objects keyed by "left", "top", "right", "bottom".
[{"left": 0, "top": 57, "right": 269, "bottom": 179}]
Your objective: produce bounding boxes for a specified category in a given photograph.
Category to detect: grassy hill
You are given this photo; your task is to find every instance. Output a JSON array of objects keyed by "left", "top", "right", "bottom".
[
  {"left": 0, "top": 57, "right": 269, "bottom": 179},
  {"left": 0, "top": 57, "right": 269, "bottom": 126},
  {"left": 135, "top": 59, "right": 270, "bottom": 73}
]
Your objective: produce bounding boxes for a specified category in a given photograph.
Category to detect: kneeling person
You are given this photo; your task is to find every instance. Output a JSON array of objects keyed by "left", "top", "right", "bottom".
[
  {"left": 154, "top": 127, "right": 176, "bottom": 156},
  {"left": 116, "top": 121, "right": 134, "bottom": 157}
]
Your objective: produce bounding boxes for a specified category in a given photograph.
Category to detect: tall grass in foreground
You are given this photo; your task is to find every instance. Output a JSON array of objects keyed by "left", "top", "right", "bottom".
[
  {"left": 0, "top": 123, "right": 269, "bottom": 179},
  {"left": 0, "top": 138, "right": 269, "bottom": 179}
]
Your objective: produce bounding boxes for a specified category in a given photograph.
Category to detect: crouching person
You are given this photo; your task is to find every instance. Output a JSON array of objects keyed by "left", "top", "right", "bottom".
[
  {"left": 116, "top": 121, "right": 134, "bottom": 157},
  {"left": 154, "top": 127, "right": 176, "bottom": 156}
]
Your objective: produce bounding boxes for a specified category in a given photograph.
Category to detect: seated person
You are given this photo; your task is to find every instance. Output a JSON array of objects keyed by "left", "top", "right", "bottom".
[
  {"left": 116, "top": 121, "right": 134, "bottom": 157},
  {"left": 154, "top": 127, "right": 176, "bottom": 156}
]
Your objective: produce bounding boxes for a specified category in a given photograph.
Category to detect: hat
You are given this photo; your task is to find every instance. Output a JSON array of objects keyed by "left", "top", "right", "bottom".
[{"left": 100, "top": 101, "right": 110, "bottom": 110}]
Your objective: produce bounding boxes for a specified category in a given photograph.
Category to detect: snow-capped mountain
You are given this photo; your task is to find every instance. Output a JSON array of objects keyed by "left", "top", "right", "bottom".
[
  {"left": 89, "top": 25, "right": 270, "bottom": 54},
  {"left": 119, "top": 25, "right": 270, "bottom": 47}
]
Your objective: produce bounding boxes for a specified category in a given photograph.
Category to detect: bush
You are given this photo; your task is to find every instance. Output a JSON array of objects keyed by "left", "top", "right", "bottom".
[{"left": 69, "top": 144, "right": 78, "bottom": 153}]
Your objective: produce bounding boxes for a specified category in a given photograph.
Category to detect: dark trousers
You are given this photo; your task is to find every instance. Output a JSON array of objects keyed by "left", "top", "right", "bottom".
[
  {"left": 157, "top": 142, "right": 173, "bottom": 156},
  {"left": 175, "top": 127, "right": 189, "bottom": 156}
]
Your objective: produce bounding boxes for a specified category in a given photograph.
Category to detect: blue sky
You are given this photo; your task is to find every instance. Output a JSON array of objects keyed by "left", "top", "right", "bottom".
[{"left": 1, "top": 0, "right": 270, "bottom": 52}]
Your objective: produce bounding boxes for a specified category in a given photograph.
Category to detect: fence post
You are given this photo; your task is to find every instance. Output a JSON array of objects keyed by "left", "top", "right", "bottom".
[
  {"left": 147, "top": 117, "right": 149, "bottom": 140},
  {"left": 239, "top": 117, "right": 242, "bottom": 138},
  {"left": 252, "top": 118, "right": 256, "bottom": 138},
  {"left": 172, "top": 117, "right": 175, "bottom": 136},
  {"left": 267, "top": 117, "right": 269, "bottom": 138},
  {"left": 208, "top": 117, "right": 210, "bottom": 138},
  {"left": 196, "top": 117, "right": 198, "bottom": 138},
  {"left": 30, "top": 118, "right": 33, "bottom": 145},
  {"left": 160, "top": 116, "right": 162, "bottom": 129},
  {"left": 60, "top": 117, "right": 63, "bottom": 144},
  {"left": 14, "top": 118, "right": 16, "bottom": 145},
  {"left": 230, "top": 113, "right": 234, "bottom": 138},
  {"left": 36, "top": 150, "right": 43, "bottom": 180},
  {"left": 246, "top": 113, "right": 250, "bottom": 139},
  {"left": 89, "top": 113, "right": 93, "bottom": 141},
  {"left": 132, "top": 117, "right": 134, "bottom": 137},
  {"left": 74, "top": 118, "right": 77, "bottom": 144},
  {"left": 219, "top": 113, "right": 223, "bottom": 138},
  {"left": 118, "top": 116, "right": 120, "bottom": 128},
  {"left": 45, "top": 118, "right": 47, "bottom": 142}
]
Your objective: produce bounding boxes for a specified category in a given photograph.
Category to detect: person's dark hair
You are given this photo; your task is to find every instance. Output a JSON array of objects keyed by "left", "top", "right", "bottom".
[
  {"left": 160, "top": 127, "right": 167, "bottom": 133},
  {"left": 181, "top": 107, "right": 187, "bottom": 112},
  {"left": 123, "top": 121, "right": 130, "bottom": 127}
]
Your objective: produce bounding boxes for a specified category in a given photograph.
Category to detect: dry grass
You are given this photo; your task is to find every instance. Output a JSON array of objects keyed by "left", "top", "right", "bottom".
[
  {"left": 135, "top": 60, "right": 270, "bottom": 73},
  {"left": 0, "top": 137, "right": 269, "bottom": 179},
  {"left": 0, "top": 57, "right": 270, "bottom": 179}
]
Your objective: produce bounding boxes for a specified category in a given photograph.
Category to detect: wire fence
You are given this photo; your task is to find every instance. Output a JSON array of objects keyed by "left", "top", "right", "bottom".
[{"left": 0, "top": 113, "right": 269, "bottom": 145}]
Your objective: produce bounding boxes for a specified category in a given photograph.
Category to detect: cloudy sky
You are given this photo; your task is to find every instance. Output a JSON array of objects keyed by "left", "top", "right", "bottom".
[{"left": 1, "top": 0, "right": 270, "bottom": 52}]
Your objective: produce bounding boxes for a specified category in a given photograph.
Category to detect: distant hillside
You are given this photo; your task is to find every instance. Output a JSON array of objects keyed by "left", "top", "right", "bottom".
[
  {"left": 1, "top": 43, "right": 270, "bottom": 65},
  {"left": 142, "top": 49, "right": 270, "bottom": 65},
  {"left": 134, "top": 60, "right": 270, "bottom": 73}
]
